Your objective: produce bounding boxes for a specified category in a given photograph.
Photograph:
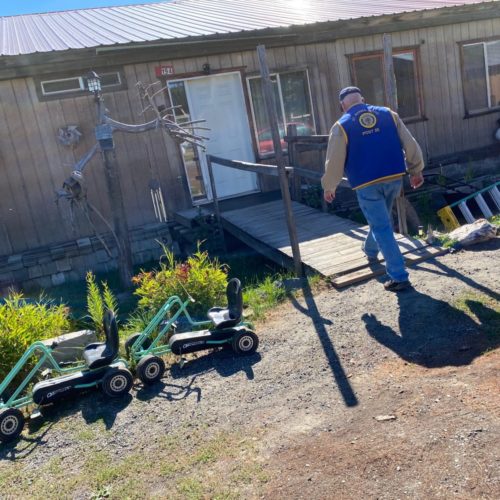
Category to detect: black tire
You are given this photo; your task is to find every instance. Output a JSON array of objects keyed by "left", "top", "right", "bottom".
[
  {"left": 231, "top": 330, "right": 259, "bottom": 355},
  {"left": 0, "top": 408, "right": 25, "bottom": 443},
  {"left": 136, "top": 355, "right": 165, "bottom": 385},
  {"left": 101, "top": 368, "right": 133, "bottom": 397},
  {"left": 125, "top": 333, "right": 152, "bottom": 359}
]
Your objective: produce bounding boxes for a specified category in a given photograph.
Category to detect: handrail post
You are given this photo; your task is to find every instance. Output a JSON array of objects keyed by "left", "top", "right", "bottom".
[
  {"left": 206, "top": 155, "right": 227, "bottom": 253},
  {"left": 383, "top": 33, "right": 408, "bottom": 235},
  {"left": 258, "top": 45, "right": 303, "bottom": 276}
]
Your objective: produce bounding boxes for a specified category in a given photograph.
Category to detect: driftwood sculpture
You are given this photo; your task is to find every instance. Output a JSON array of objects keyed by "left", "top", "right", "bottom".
[{"left": 56, "top": 81, "right": 208, "bottom": 258}]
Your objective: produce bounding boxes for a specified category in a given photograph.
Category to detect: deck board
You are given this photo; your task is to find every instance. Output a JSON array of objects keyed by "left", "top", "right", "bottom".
[{"left": 218, "top": 200, "right": 443, "bottom": 287}]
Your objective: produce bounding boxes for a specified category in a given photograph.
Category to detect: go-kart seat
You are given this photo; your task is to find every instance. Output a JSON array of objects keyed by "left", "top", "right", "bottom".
[
  {"left": 83, "top": 310, "right": 120, "bottom": 369},
  {"left": 207, "top": 278, "right": 242, "bottom": 329}
]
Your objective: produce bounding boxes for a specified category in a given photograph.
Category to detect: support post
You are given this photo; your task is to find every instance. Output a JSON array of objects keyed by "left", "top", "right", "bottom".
[
  {"left": 101, "top": 149, "right": 134, "bottom": 288},
  {"left": 206, "top": 155, "right": 226, "bottom": 253},
  {"left": 383, "top": 33, "right": 408, "bottom": 236},
  {"left": 257, "top": 45, "right": 303, "bottom": 276},
  {"left": 96, "top": 96, "right": 133, "bottom": 289},
  {"left": 286, "top": 124, "right": 301, "bottom": 202}
]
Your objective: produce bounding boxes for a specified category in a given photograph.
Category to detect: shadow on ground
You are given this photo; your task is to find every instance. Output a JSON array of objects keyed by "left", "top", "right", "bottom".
[
  {"left": 0, "top": 390, "right": 133, "bottom": 459},
  {"left": 363, "top": 287, "right": 499, "bottom": 367},
  {"left": 289, "top": 280, "right": 358, "bottom": 408}
]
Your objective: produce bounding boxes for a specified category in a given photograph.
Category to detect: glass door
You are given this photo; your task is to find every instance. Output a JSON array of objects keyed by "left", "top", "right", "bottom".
[{"left": 167, "top": 80, "right": 207, "bottom": 203}]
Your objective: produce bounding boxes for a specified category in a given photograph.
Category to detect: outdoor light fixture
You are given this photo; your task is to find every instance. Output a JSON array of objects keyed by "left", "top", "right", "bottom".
[{"left": 86, "top": 71, "right": 102, "bottom": 94}]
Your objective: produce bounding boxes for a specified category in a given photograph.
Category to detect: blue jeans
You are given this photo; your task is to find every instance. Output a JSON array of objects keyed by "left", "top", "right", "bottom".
[{"left": 356, "top": 179, "right": 409, "bottom": 282}]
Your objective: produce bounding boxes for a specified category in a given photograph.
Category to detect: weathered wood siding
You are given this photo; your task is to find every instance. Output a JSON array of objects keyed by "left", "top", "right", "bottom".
[
  {"left": 0, "top": 17, "right": 499, "bottom": 256},
  {"left": 329, "top": 16, "right": 500, "bottom": 160},
  {"left": 0, "top": 64, "right": 190, "bottom": 255}
]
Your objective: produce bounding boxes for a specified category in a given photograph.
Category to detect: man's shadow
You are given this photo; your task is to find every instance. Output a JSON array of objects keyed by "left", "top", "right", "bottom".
[{"left": 362, "top": 289, "right": 499, "bottom": 367}]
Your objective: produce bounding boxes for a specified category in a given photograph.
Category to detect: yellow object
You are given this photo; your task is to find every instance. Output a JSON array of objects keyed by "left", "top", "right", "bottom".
[{"left": 438, "top": 206, "right": 460, "bottom": 231}]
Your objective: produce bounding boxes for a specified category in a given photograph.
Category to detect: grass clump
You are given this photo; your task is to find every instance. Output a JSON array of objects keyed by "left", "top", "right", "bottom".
[
  {"left": 453, "top": 291, "right": 500, "bottom": 341},
  {"left": 489, "top": 214, "right": 500, "bottom": 226},
  {"left": 243, "top": 276, "right": 286, "bottom": 320},
  {"left": 433, "top": 234, "right": 459, "bottom": 249}
]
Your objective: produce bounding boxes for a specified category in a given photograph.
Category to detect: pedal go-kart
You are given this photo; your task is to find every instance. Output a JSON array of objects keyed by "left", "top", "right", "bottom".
[
  {"left": 125, "top": 278, "right": 259, "bottom": 385},
  {"left": 0, "top": 310, "right": 133, "bottom": 443}
]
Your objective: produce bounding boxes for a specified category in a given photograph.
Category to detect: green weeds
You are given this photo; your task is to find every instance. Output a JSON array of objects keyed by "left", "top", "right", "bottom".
[
  {"left": 0, "top": 294, "right": 72, "bottom": 381},
  {"left": 453, "top": 291, "right": 500, "bottom": 341}
]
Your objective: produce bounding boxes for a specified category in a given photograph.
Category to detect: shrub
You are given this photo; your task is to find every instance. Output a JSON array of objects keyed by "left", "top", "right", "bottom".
[
  {"left": 86, "top": 272, "right": 118, "bottom": 339},
  {"left": 132, "top": 245, "right": 228, "bottom": 319},
  {"left": 0, "top": 293, "right": 71, "bottom": 383}
]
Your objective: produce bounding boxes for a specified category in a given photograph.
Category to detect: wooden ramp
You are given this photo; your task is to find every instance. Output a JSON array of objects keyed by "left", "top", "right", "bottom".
[{"left": 219, "top": 200, "right": 446, "bottom": 288}]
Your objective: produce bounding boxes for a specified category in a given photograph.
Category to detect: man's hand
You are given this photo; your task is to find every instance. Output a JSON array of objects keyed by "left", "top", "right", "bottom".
[
  {"left": 324, "top": 190, "right": 335, "bottom": 203},
  {"left": 410, "top": 173, "right": 424, "bottom": 189}
]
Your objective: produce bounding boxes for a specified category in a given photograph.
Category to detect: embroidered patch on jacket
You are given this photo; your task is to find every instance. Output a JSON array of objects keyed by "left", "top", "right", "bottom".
[{"left": 359, "top": 112, "right": 377, "bottom": 129}]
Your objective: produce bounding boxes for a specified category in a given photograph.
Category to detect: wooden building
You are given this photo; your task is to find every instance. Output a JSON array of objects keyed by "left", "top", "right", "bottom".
[{"left": 0, "top": 0, "right": 499, "bottom": 289}]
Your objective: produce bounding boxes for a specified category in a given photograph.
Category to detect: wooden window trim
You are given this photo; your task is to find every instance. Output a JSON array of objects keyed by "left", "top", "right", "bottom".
[
  {"left": 35, "top": 67, "right": 127, "bottom": 102},
  {"left": 463, "top": 106, "right": 500, "bottom": 119},
  {"left": 246, "top": 68, "right": 316, "bottom": 160},
  {"left": 347, "top": 46, "right": 425, "bottom": 122},
  {"left": 458, "top": 37, "right": 500, "bottom": 116}
]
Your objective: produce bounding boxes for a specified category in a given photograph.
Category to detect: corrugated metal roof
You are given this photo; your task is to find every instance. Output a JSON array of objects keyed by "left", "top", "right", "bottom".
[{"left": 0, "top": 0, "right": 495, "bottom": 56}]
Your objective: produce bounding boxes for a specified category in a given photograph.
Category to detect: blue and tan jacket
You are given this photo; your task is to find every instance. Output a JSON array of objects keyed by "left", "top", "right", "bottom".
[{"left": 322, "top": 103, "right": 424, "bottom": 192}]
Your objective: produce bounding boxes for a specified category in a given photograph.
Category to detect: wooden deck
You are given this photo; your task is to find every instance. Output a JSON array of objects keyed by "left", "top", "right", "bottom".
[{"left": 217, "top": 200, "right": 446, "bottom": 287}]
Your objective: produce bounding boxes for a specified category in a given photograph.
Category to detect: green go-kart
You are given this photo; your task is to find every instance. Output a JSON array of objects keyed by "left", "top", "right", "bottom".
[
  {"left": 0, "top": 310, "right": 133, "bottom": 443},
  {"left": 125, "top": 278, "right": 259, "bottom": 385}
]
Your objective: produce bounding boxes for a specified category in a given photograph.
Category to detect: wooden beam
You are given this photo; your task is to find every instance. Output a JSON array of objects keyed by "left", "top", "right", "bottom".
[
  {"left": 383, "top": 33, "right": 408, "bottom": 236},
  {"left": 288, "top": 166, "right": 323, "bottom": 181},
  {"left": 207, "top": 154, "right": 292, "bottom": 177},
  {"left": 284, "top": 135, "right": 329, "bottom": 144},
  {"left": 257, "top": 44, "right": 303, "bottom": 277},
  {"left": 295, "top": 143, "right": 327, "bottom": 153}
]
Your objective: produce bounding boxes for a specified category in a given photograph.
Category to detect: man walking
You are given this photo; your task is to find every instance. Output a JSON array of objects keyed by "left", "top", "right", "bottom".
[{"left": 322, "top": 87, "right": 424, "bottom": 291}]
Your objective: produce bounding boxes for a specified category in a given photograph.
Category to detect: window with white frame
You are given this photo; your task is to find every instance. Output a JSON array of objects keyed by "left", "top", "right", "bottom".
[
  {"left": 247, "top": 70, "right": 315, "bottom": 156},
  {"left": 40, "top": 71, "right": 122, "bottom": 97},
  {"left": 462, "top": 40, "right": 500, "bottom": 113}
]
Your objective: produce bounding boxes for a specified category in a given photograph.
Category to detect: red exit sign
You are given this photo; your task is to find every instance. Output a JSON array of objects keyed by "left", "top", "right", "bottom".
[{"left": 155, "top": 65, "right": 175, "bottom": 77}]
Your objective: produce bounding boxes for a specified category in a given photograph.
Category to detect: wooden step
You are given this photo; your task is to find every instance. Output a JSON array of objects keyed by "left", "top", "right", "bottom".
[{"left": 331, "top": 246, "right": 448, "bottom": 288}]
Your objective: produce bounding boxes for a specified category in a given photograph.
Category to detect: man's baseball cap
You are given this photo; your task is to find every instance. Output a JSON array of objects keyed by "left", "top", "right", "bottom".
[{"left": 339, "top": 86, "right": 361, "bottom": 101}]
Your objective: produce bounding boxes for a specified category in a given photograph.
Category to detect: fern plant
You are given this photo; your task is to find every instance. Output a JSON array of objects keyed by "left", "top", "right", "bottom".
[{"left": 86, "top": 272, "right": 118, "bottom": 338}]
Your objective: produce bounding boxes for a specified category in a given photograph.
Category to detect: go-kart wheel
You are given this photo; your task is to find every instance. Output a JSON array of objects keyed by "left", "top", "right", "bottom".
[
  {"left": 231, "top": 330, "right": 259, "bottom": 355},
  {"left": 0, "top": 408, "right": 25, "bottom": 443},
  {"left": 101, "top": 368, "right": 133, "bottom": 398},
  {"left": 136, "top": 355, "right": 165, "bottom": 385},
  {"left": 124, "top": 333, "right": 152, "bottom": 359}
]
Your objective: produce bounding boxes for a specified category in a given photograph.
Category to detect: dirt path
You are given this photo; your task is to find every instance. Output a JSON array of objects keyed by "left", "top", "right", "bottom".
[{"left": 1, "top": 239, "right": 499, "bottom": 499}]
